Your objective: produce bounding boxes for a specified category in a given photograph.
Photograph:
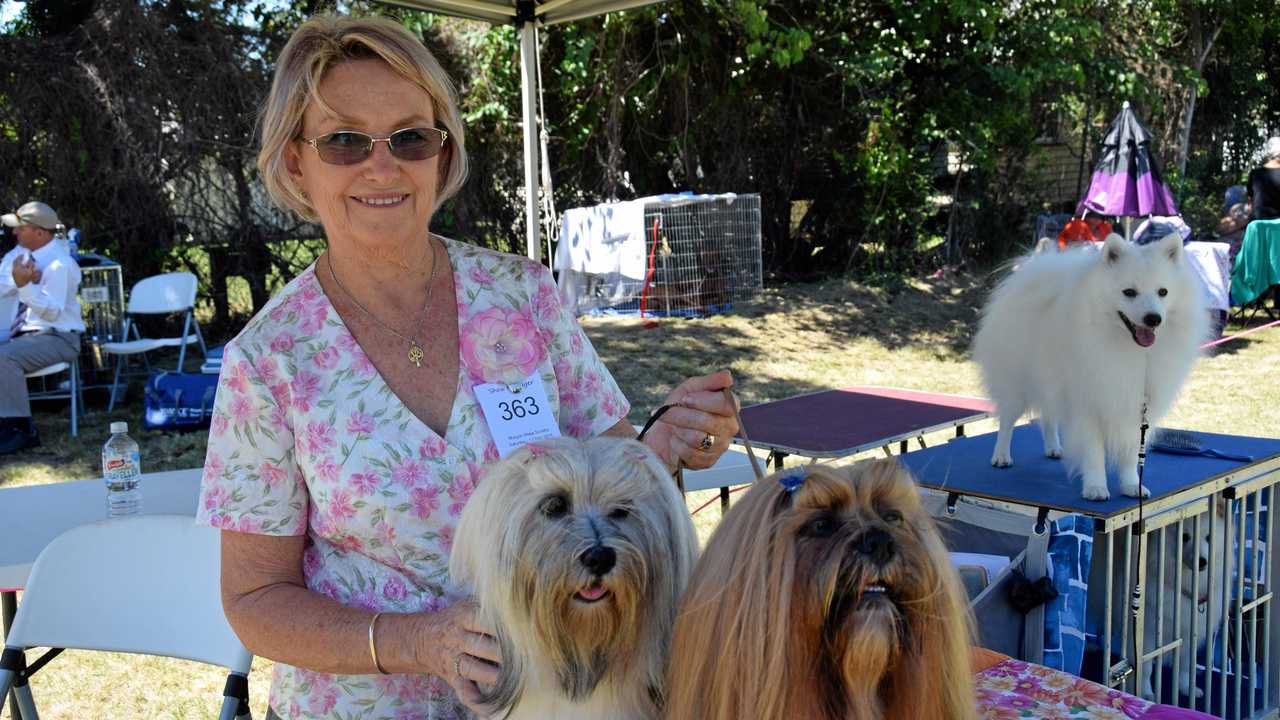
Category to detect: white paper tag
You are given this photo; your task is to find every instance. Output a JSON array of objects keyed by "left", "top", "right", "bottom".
[{"left": 474, "top": 373, "right": 561, "bottom": 458}]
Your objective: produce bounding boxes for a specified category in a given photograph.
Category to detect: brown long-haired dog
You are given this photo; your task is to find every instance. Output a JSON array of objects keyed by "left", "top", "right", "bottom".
[{"left": 665, "top": 459, "right": 976, "bottom": 720}]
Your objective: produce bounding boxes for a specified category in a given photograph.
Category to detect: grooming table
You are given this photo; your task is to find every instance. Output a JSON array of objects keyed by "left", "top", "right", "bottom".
[{"left": 901, "top": 425, "right": 1280, "bottom": 718}]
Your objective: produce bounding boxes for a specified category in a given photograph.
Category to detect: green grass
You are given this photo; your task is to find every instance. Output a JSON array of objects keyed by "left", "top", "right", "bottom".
[{"left": 2, "top": 272, "right": 1279, "bottom": 718}]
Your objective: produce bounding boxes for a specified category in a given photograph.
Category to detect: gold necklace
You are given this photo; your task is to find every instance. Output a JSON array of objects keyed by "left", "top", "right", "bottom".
[{"left": 326, "top": 240, "right": 440, "bottom": 368}]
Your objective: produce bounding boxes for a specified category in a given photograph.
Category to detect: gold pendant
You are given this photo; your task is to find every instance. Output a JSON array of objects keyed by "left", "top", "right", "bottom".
[{"left": 408, "top": 342, "right": 424, "bottom": 368}]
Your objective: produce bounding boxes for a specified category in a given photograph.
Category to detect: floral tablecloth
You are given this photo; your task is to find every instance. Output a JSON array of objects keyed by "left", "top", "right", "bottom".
[{"left": 976, "top": 658, "right": 1214, "bottom": 719}]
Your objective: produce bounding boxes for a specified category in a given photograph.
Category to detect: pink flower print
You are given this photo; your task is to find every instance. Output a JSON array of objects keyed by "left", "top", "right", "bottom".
[
  {"left": 316, "top": 579, "right": 340, "bottom": 601},
  {"left": 254, "top": 355, "right": 279, "bottom": 383},
  {"left": 336, "top": 329, "right": 359, "bottom": 353},
  {"left": 290, "top": 371, "right": 322, "bottom": 412},
  {"left": 350, "top": 349, "right": 376, "bottom": 377},
  {"left": 534, "top": 281, "right": 561, "bottom": 323},
  {"left": 410, "top": 485, "right": 440, "bottom": 519},
  {"left": 375, "top": 520, "right": 398, "bottom": 547},
  {"left": 312, "top": 345, "right": 341, "bottom": 370},
  {"left": 300, "top": 304, "right": 327, "bottom": 335},
  {"left": 302, "top": 545, "right": 322, "bottom": 576},
  {"left": 570, "top": 330, "right": 584, "bottom": 355},
  {"left": 313, "top": 456, "right": 340, "bottom": 484},
  {"left": 469, "top": 265, "right": 494, "bottom": 286},
  {"left": 225, "top": 361, "right": 252, "bottom": 394},
  {"left": 350, "top": 586, "right": 379, "bottom": 611},
  {"left": 374, "top": 674, "right": 399, "bottom": 696},
  {"left": 268, "top": 404, "right": 291, "bottom": 434},
  {"left": 418, "top": 435, "right": 447, "bottom": 460},
  {"left": 229, "top": 394, "right": 256, "bottom": 427},
  {"left": 328, "top": 488, "right": 357, "bottom": 523},
  {"left": 438, "top": 524, "right": 454, "bottom": 553},
  {"left": 305, "top": 421, "right": 336, "bottom": 455},
  {"left": 268, "top": 381, "right": 291, "bottom": 410},
  {"left": 382, "top": 576, "right": 409, "bottom": 602},
  {"left": 427, "top": 675, "right": 450, "bottom": 699},
  {"left": 459, "top": 306, "right": 546, "bottom": 384},
  {"left": 391, "top": 458, "right": 426, "bottom": 488},
  {"left": 202, "top": 484, "right": 228, "bottom": 513},
  {"left": 347, "top": 410, "right": 375, "bottom": 435},
  {"left": 398, "top": 674, "right": 433, "bottom": 702},
  {"left": 269, "top": 332, "right": 295, "bottom": 354},
  {"left": 259, "top": 461, "right": 287, "bottom": 488},
  {"left": 447, "top": 471, "right": 476, "bottom": 503},
  {"left": 309, "top": 686, "right": 339, "bottom": 715},
  {"left": 397, "top": 706, "right": 430, "bottom": 720},
  {"left": 567, "top": 413, "right": 592, "bottom": 438},
  {"left": 210, "top": 412, "right": 229, "bottom": 438},
  {"left": 234, "top": 516, "right": 261, "bottom": 533},
  {"left": 310, "top": 508, "right": 334, "bottom": 538},
  {"left": 350, "top": 470, "right": 380, "bottom": 497},
  {"left": 602, "top": 394, "right": 618, "bottom": 418},
  {"left": 205, "top": 452, "right": 225, "bottom": 478},
  {"left": 483, "top": 441, "right": 499, "bottom": 463}
]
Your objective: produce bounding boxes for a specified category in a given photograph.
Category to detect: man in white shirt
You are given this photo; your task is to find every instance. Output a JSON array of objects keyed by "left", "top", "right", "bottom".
[{"left": 0, "top": 201, "right": 84, "bottom": 454}]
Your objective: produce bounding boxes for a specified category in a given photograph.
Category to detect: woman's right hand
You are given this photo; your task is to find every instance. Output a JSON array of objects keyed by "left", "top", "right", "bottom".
[{"left": 423, "top": 599, "right": 502, "bottom": 717}]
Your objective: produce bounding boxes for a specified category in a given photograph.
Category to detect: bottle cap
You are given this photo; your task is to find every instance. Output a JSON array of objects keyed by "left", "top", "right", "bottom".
[{"left": 110, "top": 421, "right": 128, "bottom": 434}]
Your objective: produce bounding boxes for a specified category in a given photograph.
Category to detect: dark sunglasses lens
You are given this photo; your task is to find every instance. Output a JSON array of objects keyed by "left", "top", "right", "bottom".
[
  {"left": 315, "top": 132, "right": 371, "bottom": 165},
  {"left": 389, "top": 128, "right": 442, "bottom": 160}
]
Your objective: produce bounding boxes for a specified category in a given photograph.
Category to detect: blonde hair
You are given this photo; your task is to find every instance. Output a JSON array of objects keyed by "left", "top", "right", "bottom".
[{"left": 257, "top": 14, "right": 469, "bottom": 222}]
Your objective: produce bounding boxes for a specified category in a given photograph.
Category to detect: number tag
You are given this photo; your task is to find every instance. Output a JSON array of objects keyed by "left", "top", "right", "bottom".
[{"left": 474, "top": 373, "right": 560, "bottom": 458}]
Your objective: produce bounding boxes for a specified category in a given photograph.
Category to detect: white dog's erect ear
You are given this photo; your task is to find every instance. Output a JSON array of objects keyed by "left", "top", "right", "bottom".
[
  {"left": 1156, "top": 232, "right": 1183, "bottom": 262},
  {"left": 1103, "top": 233, "right": 1127, "bottom": 264}
]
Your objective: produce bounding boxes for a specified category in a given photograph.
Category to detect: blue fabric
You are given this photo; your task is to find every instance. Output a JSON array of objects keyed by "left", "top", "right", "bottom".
[{"left": 1043, "top": 514, "right": 1094, "bottom": 675}]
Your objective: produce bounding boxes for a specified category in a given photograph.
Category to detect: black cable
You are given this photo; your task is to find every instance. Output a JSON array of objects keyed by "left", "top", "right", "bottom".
[{"left": 636, "top": 404, "right": 677, "bottom": 443}]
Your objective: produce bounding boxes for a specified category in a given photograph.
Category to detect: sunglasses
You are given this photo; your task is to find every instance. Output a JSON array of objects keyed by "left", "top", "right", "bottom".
[{"left": 301, "top": 127, "right": 449, "bottom": 165}]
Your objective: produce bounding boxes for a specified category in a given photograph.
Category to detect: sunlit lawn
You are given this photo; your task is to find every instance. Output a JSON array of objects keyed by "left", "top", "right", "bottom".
[{"left": 2, "top": 272, "right": 1278, "bottom": 718}]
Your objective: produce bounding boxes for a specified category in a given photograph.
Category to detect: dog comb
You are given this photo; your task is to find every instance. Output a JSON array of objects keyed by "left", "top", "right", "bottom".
[{"left": 1149, "top": 429, "right": 1253, "bottom": 463}]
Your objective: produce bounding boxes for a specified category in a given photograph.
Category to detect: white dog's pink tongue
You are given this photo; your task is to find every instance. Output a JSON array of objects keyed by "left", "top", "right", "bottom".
[
  {"left": 578, "top": 585, "right": 608, "bottom": 601},
  {"left": 1135, "top": 327, "right": 1156, "bottom": 347}
]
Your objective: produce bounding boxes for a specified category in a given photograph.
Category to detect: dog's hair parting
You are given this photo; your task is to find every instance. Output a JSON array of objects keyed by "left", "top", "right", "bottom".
[
  {"left": 665, "top": 459, "right": 976, "bottom": 720},
  {"left": 450, "top": 436, "right": 699, "bottom": 719}
]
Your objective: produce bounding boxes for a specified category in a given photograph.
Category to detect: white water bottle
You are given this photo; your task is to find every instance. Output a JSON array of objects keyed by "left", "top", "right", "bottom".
[{"left": 102, "top": 421, "right": 141, "bottom": 518}]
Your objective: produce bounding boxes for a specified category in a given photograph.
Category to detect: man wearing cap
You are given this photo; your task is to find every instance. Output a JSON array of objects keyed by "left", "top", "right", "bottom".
[{"left": 0, "top": 201, "right": 83, "bottom": 454}]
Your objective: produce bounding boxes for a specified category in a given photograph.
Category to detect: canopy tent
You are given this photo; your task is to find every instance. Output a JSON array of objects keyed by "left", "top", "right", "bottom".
[{"left": 380, "top": 0, "right": 666, "bottom": 261}]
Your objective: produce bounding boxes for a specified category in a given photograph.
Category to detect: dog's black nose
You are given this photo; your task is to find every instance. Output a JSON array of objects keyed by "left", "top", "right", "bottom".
[
  {"left": 1143, "top": 313, "right": 1162, "bottom": 328},
  {"left": 856, "top": 529, "right": 895, "bottom": 565},
  {"left": 579, "top": 545, "right": 616, "bottom": 575},
  {"left": 1199, "top": 557, "right": 1208, "bottom": 571}
]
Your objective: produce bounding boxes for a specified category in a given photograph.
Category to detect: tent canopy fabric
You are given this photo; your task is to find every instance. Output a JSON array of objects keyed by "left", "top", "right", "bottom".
[
  {"left": 383, "top": 0, "right": 663, "bottom": 27},
  {"left": 378, "top": 0, "right": 665, "bottom": 261}
]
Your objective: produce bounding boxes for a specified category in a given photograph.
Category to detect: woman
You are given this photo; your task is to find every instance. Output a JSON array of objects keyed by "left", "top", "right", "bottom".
[
  {"left": 1248, "top": 136, "right": 1280, "bottom": 221},
  {"left": 198, "top": 15, "right": 739, "bottom": 719}
]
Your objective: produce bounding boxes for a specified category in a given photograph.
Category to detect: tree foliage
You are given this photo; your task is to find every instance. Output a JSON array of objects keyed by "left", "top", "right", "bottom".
[{"left": 1, "top": 0, "right": 1277, "bottom": 330}]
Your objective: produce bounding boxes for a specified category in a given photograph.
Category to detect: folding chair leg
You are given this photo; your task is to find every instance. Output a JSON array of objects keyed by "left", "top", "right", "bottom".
[
  {"left": 221, "top": 671, "right": 250, "bottom": 720},
  {"left": 2, "top": 646, "right": 39, "bottom": 720},
  {"left": 69, "top": 360, "right": 78, "bottom": 438},
  {"left": 107, "top": 355, "right": 124, "bottom": 413}
]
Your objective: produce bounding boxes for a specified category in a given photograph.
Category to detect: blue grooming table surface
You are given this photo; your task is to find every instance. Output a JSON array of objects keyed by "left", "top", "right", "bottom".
[{"left": 900, "top": 424, "right": 1280, "bottom": 520}]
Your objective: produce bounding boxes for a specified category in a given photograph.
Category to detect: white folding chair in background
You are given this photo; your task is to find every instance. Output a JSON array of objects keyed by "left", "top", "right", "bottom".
[
  {"left": 101, "top": 272, "right": 207, "bottom": 411},
  {"left": 25, "top": 357, "right": 84, "bottom": 438},
  {"left": 0, "top": 515, "right": 253, "bottom": 719}
]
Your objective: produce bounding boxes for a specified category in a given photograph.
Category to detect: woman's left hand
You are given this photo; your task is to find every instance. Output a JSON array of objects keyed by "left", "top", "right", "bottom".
[{"left": 644, "top": 369, "right": 740, "bottom": 471}]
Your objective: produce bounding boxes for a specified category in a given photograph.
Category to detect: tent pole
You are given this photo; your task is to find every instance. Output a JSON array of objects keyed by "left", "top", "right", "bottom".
[{"left": 519, "top": 20, "right": 541, "bottom": 262}]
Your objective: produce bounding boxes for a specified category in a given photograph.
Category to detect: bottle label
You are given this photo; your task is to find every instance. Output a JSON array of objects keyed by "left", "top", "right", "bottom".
[{"left": 104, "top": 451, "right": 141, "bottom": 482}]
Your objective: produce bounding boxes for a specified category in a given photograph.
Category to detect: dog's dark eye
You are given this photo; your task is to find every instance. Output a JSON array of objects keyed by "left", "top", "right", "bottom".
[
  {"left": 607, "top": 507, "right": 630, "bottom": 521},
  {"left": 1123, "top": 288, "right": 1138, "bottom": 298},
  {"left": 1182, "top": 532, "right": 1191, "bottom": 543},
  {"left": 539, "top": 495, "right": 569, "bottom": 518},
  {"left": 881, "top": 509, "right": 903, "bottom": 525},
  {"left": 1157, "top": 288, "right": 1168, "bottom": 297},
  {"left": 800, "top": 515, "right": 838, "bottom": 538}
]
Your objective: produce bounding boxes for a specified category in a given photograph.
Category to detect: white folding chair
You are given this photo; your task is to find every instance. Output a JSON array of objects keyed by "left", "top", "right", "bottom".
[
  {"left": 25, "top": 358, "right": 85, "bottom": 437},
  {"left": 0, "top": 515, "right": 253, "bottom": 719},
  {"left": 101, "top": 272, "right": 207, "bottom": 411}
]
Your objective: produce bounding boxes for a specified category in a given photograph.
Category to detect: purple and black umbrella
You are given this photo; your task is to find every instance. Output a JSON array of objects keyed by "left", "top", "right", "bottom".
[{"left": 1076, "top": 101, "right": 1179, "bottom": 234}]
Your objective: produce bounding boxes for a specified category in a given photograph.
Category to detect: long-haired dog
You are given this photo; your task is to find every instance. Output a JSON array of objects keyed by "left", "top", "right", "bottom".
[
  {"left": 972, "top": 233, "right": 1207, "bottom": 500},
  {"left": 450, "top": 436, "right": 699, "bottom": 720},
  {"left": 665, "top": 459, "right": 976, "bottom": 720}
]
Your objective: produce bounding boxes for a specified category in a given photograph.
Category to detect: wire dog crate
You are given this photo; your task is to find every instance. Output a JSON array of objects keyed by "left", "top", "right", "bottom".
[
  {"left": 75, "top": 253, "right": 127, "bottom": 386},
  {"left": 555, "top": 193, "right": 762, "bottom": 317}
]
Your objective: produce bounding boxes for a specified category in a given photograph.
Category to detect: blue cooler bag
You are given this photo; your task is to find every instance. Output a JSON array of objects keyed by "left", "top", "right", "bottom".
[{"left": 143, "top": 371, "right": 219, "bottom": 431}]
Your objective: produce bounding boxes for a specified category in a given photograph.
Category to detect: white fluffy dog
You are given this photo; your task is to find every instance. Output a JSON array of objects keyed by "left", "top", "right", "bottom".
[
  {"left": 450, "top": 436, "right": 698, "bottom": 720},
  {"left": 972, "top": 233, "right": 1207, "bottom": 500}
]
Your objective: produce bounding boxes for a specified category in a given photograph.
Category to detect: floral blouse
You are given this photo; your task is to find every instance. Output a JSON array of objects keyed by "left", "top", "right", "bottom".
[
  {"left": 197, "top": 238, "right": 630, "bottom": 719},
  {"left": 976, "top": 658, "right": 1213, "bottom": 719}
]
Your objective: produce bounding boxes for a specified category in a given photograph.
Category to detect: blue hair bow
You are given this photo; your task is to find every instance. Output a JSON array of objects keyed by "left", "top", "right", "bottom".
[{"left": 778, "top": 468, "right": 807, "bottom": 494}]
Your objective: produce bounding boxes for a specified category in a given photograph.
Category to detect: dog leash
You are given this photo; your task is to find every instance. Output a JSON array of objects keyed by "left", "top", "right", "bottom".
[{"left": 636, "top": 387, "right": 767, "bottom": 484}]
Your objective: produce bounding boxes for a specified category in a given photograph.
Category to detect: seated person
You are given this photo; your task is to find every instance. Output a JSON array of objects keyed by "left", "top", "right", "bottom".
[
  {"left": 1249, "top": 136, "right": 1280, "bottom": 220},
  {"left": 0, "top": 201, "right": 84, "bottom": 454},
  {"left": 1216, "top": 185, "right": 1252, "bottom": 262}
]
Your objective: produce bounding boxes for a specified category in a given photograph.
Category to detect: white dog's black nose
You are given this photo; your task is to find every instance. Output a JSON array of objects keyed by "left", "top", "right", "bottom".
[
  {"left": 855, "top": 529, "right": 895, "bottom": 565},
  {"left": 1143, "top": 313, "right": 1162, "bottom": 328},
  {"left": 579, "top": 545, "right": 616, "bottom": 575}
]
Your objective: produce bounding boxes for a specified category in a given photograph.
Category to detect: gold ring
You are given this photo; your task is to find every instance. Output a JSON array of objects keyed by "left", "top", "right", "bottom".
[
  {"left": 698, "top": 434, "right": 715, "bottom": 451},
  {"left": 454, "top": 655, "right": 463, "bottom": 677}
]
